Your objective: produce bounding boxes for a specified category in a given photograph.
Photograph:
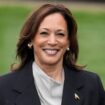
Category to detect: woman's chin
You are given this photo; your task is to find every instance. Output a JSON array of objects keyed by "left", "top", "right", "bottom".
[{"left": 42, "top": 59, "right": 61, "bottom": 66}]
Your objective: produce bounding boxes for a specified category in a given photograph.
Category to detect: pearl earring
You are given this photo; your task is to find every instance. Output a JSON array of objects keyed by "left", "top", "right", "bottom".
[
  {"left": 28, "top": 43, "right": 32, "bottom": 48},
  {"left": 66, "top": 47, "right": 70, "bottom": 51}
]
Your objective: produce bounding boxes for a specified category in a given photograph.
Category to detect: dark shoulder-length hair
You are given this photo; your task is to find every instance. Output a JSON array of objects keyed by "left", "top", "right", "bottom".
[{"left": 12, "top": 3, "right": 83, "bottom": 71}]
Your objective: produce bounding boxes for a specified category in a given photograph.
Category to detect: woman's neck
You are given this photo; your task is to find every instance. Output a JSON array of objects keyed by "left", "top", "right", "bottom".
[{"left": 35, "top": 61, "right": 63, "bottom": 82}]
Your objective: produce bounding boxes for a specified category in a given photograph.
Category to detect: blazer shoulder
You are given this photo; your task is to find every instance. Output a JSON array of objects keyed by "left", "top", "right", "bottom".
[
  {"left": 66, "top": 66, "right": 100, "bottom": 80},
  {"left": 0, "top": 61, "right": 33, "bottom": 90},
  {"left": 66, "top": 66, "right": 103, "bottom": 87},
  {"left": 0, "top": 70, "right": 19, "bottom": 88},
  {"left": 77, "top": 69, "right": 102, "bottom": 84},
  {"left": 79, "top": 70, "right": 99, "bottom": 79},
  {"left": 77, "top": 69, "right": 104, "bottom": 90}
]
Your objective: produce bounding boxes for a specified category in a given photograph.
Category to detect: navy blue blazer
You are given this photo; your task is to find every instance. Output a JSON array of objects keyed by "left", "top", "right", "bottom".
[{"left": 0, "top": 61, "right": 105, "bottom": 105}]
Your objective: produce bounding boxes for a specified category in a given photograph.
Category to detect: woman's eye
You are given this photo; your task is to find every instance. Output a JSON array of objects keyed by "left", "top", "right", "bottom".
[
  {"left": 57, "top": 33, "right": 65, "bottom": 36},
  {"left": 40, "top": 32, "right": 48, "bottom": 35}
]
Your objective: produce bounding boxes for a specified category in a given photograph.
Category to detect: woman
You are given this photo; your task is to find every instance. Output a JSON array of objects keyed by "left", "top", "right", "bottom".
[{"left": 0, "top": 4, "right": 105, "bottom": 105}]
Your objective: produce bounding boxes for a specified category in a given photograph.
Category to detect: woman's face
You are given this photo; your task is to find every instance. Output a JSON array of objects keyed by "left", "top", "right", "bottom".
[{"left": 32, "top": 13, "right": 69, "bottom": 66}]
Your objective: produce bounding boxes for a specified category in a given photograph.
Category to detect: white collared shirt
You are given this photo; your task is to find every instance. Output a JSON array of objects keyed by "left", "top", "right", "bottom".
[{"left": 32, "top": 62, "right": 64, "bottom": 105}]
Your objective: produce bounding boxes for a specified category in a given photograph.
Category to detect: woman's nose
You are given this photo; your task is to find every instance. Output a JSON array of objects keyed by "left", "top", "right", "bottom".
[{"left": 47, "top": 34, "right": 57, "bottom": 45}]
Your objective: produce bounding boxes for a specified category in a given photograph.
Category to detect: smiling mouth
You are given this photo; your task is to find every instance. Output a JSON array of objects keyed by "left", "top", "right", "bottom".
[{"left": 43, "top": 49, "right": 59, "bottom": 55}]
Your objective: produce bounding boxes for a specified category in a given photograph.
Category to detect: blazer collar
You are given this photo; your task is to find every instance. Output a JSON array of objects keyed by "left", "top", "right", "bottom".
[
  {"left": 61, "top": 66, "right": 84, "bottom": 105},
  {"left": 12, "top": 60, "right": 41, "bottom": 105}
]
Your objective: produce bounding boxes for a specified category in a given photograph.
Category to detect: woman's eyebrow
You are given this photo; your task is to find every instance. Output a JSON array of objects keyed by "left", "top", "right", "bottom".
[{"left": 40, "top": 28, "right": 49, "bottom": 31}]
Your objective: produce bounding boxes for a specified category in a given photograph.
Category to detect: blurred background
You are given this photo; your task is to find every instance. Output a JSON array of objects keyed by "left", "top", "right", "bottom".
[{"left": 0, "top": 0, "right": 105, "bottom": 88}]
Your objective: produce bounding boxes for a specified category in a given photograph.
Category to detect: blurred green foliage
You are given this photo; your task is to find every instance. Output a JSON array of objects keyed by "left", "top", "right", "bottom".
[
  {"left": 0, "top": 6, "right": 31, "bottom": 73},
  {"left": 0, "top": 5, "right": 105, "bottom": 87}
]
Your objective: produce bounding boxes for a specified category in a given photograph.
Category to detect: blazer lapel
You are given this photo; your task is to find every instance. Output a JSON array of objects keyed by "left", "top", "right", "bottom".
[
  {"left": 61, "top": 66, "right": 84, "bottom": 105},
  {"left": 12, "top": 61, "right": 41, "bottom": 105}
]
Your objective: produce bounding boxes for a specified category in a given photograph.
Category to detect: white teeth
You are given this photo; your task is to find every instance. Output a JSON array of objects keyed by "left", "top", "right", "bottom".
[{"left": 44, "top": 49, "right": 58, "bottom": 55}]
